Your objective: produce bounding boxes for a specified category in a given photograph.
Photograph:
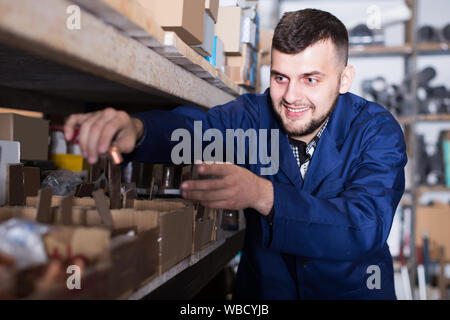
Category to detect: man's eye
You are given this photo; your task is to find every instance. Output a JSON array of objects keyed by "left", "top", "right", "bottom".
[
  {"left": 306, "top": 78, "right": 318, "bottom": 84},
  {"left": 275, "top": 76, "right": 285, "bottom": 82}
]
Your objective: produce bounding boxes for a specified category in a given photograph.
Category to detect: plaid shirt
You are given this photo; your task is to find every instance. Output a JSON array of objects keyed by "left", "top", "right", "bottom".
[{"left": 289, "top": 119, "right": 329, "bottom": 179}]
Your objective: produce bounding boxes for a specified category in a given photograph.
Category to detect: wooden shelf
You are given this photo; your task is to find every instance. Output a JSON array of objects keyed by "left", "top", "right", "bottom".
[
  {"left": 417, "top": 185, "right": 450, "bottom": 194},
  {"left": 396, "top": 116, "right": 413, "bottom": 126},
  {"left": 128, "top": 229, "right": 245, "bottom": 300},
  {"left": 418, "top": 42, "right": 450, "bottom": 55},
  {"left": 349, "top": 42, "right": 450, "bottom": 57},
  {"left": 349, "top": 44, "right": 413, "bottom": 57},
  {"left": 396, "top": 114, "right": 450, "bottom": 125},
  {"left": 70, "top": 0, "right": 244, "bottom": 96},
  {"left": 0, "top": 0, "right": 240, "bottom": 112},
  {"left": 417, "top": 114, "right": 450, "bottom": 122}
]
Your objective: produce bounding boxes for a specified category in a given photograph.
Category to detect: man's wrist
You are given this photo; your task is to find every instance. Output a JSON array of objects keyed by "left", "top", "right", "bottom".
[
  {"left": 253, "top": 177, "right": 274, "bottom": 216},
  {"left": 131, "top": 117, "right": 144, "bottom": 143}
]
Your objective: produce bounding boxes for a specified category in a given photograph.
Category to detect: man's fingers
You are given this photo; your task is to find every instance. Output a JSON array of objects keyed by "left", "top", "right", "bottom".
[
  {"left": 181, "top": 178, "right": 228, "bottom": 191},
  {"left": 196, "top": 162, "right": 233, "bottom": 177},
  {"left": 97, "top": 112, "right": 132, "bottom": 154},
  {"left": 86, "top": 111, "right": 118, "bottom": 163},
  {"left": 199, "top": 200, "right": 234, "bottom": 210},
  {"left": 78, "top": 112, "right": 102, "bottom": 159},
  {"left": 64, "top": 113, "right": 91, "bottom": 141},
  {"left": 182, "top": 188, "right": 234, "bottom": 202}
]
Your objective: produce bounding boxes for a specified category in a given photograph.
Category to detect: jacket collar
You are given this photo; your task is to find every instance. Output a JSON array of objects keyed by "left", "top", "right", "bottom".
[{"left": 263, "top": 89, "right": 364, "bottom": 192}]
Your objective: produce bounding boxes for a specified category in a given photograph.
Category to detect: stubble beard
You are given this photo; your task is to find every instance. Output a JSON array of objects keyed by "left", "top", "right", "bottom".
[{"left": 273, "top": 93, "right": 340, "bottom": 138}]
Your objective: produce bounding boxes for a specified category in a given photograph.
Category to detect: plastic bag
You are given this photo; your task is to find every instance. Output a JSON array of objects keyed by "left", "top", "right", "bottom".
[
  {"left": 41, "top": 169, "right": 83, "bottom": 196},
  {"left": 0, "top": 219, "right": 50, "bottom": 270}
]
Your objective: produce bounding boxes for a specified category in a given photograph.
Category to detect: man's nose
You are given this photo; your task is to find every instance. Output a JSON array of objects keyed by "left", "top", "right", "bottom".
[{"left": 283, "top": 81, "right": 304, "bottom": 106}]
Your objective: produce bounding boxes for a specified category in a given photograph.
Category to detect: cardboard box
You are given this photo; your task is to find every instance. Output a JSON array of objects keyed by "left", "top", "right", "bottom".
[
  {"left": 259, "top": 28, "right": 273, "bottom": 66},
  {"left": 108, "top": 227, "right": 159, "bottom": 298},
  {"left": 241, "top": 16, "right": 256, "bottom": 48},
  {"left": 193, "top": 204, "right": 217, "bottom": 252},
  {"left": 215, "top": 6, "right": 242, "bottom": 55},
  {"left": 226, "top": 44, "right": 257, "bottom": 87},
  {"left": 138, "top": 0, "right": 205, "bottom": 45},
  {"left": 0, "top": 206, "right": 37, "bottom": 223},
  {"left": 192, "top": 12, "right": 215, "bottom": 57},
  {"left": 0, "top": 141, "right": 20, "bottom": 206},
  {"left": 26, "top": 195, "right": 105, "bottom": 208},
  {"left": 0, "top": 114, "right": 49, "bottom": 161},
  {"left": 415, "top": 202, "right": 450, "bottom": 260},
  {"left": 43, "top": 226, "right": 111, "bottom": 262},
  {"left": 206, "top": 36, "right": 225, "bottom": 72},
  {"left": 219, "top": 0, "right": 244, "bottom": 6},
  {"left": 85, "top": 208, "right": 158, "bottom": 234},
  {"left": 133, "top": 199, "right": 194, "bottom": 273},
  {"left": 205, "top": 0, "right": 219, "bottom": 22}
]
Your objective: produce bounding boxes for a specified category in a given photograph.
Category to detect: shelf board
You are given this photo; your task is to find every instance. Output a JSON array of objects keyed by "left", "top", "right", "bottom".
[
  {"left": 128, "top": 229, "right": 245, "bottom": 300},
  {"left": 396, "top": 116, "right": 413, "bottom": 125},
  {"left": 417, "top": 185, "right": 450, "bottom": 194},
  {"left": 417, "top": 114, "right": 450, "bottom": 122},
  {"left": 70, "top": 0, "right": 244, "bottom": 96},
  {"left": 0, "top": 0, "right": 237, "bottom": 110},
  {"left": 349, "top": 44, "right": 413, "bottom": 57},
  {"left": 418, "top": 42, "right": 450, "bottom": 55},
  {"left": 349, "top": 42, "right": 450, "bottom": 57},
  {"left": 396, "top": 114, "right": 450, "bottom": 125}
]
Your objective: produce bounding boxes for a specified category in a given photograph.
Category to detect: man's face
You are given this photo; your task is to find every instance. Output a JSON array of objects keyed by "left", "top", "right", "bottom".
[{"left": 270, "top": 39, "right": 344, "bottom": 140}]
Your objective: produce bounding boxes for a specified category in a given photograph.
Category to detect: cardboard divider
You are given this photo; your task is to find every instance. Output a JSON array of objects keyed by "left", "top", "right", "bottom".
[
  {"left": 26, "top": 195, "right": 110, "bottom": 208},
  {"left": 192, "top": 204, "right": 217, "bottom": 252},
  {"left": 134, "top": 199, "right": 194, "bottom": 274}
]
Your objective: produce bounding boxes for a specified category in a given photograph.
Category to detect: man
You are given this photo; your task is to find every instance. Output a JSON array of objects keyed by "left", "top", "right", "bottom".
[{"left": 64, "top": 9, "right": 407, "bottom": 299}]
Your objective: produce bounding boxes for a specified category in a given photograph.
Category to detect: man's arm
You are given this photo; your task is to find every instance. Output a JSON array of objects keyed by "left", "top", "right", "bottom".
[
  {"left": 63, "top": 95, "right": 260, "bottom": 165},
  {"left": 261, "top": 119, "right": 407, "bottom": 261},
  {"left": 182, "top": 116, "right": 407, "bottom": 262}
]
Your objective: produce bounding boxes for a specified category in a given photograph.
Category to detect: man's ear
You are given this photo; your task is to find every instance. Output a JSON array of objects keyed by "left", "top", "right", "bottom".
[{"left": 339, "top": 65, "right": 355, "bottom": 94}]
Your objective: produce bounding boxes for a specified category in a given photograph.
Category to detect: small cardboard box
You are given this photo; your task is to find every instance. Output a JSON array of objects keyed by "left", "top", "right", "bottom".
[
  {"left": 241, "top": 16, "right": 256, "bottom": 48},
  {"left": 0, "top": 206, "right": 37, "bottom": 223},
  {"left": 134, "top": 199, "right": 194, "bottom": 274},
  {"left": 138, "top": 0, "right": 205, "bottom": 45},
  {"left": 26, "top": 195, "right": 107, "bottom": 208},
  {"left": 193, "top": 204, "right": 217, "bottom": 252},
  {"left": 43, "top": 226, "right": 111, "bottom": 262},
  {"left": 259, "top": 28, "right": 273, "bottom": 66},
  {"left": 0, "top": 114, "right": 49, "bottom": 161},
  {"left": 416, "top": 202, "right": 450, "bottom": 260},
  {"left": 0, "top": 141, "right": 20, "bottom": 206},
  {"left": 109, "top": 226, "right": 159, "bottom": 298},
  {"left": 205, "top": 0, "right": 219, "bottom": 22},
  {"left": 226, "top": 43, "right": 252, "bottom": 67},
  {"left": 215, "top": 6, "right": 243, "bottom": 55},
  {"left": 192, "top": 12, "right": 215, "bottom": 57}
]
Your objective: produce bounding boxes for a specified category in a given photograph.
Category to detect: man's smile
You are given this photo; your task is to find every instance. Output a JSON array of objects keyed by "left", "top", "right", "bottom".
[{"left": 283, "top": 104, "right": 311, "bottom": 118}]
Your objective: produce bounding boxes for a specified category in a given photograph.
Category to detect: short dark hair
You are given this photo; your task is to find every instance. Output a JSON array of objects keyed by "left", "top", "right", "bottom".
[{"left": 272, "top": 9, "right": 349, "bottom": 66}]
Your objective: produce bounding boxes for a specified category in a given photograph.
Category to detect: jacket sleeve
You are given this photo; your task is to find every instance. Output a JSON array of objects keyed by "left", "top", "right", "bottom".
[
  {"left": 261, "top": 118, "right": 407, "bottom": 261},
  {"left": 124, "top": 95, "right": 260, "bottom": 164}
]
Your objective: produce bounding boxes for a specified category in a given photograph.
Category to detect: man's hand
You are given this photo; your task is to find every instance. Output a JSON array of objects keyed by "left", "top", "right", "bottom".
[
  {"left": 64, "top": 108, "right": 144, "bottom": 164},
  {"left": 181, "top": 162, "right": 274, "bottom": 216}
]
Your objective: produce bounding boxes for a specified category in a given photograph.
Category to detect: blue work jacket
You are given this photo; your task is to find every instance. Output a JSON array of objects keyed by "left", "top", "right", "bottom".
[{"left": 130, "top": 89, "right": 407, "bottom": 300}]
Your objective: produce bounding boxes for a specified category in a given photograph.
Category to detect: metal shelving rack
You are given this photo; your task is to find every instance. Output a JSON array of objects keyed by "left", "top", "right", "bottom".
[
  {"left": 0, "top": 0, "right": 247, "bottom": 299},
  {"left": 348, "top": 0, "right": 450, "bottom": 298}
]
